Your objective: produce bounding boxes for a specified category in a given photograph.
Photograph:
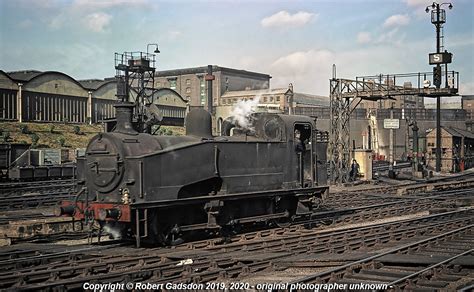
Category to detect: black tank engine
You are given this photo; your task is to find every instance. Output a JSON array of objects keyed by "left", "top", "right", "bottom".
[{"left": 59, "top": 103, "right": 328, "bottom": 246}]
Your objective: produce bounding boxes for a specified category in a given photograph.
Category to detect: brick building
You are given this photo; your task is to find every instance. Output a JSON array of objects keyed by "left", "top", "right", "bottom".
[
  {"left": 426, "top": 126, "right": 474, "bottom": 172},
  {"left": 154, "top": 66, "right": 271, "bottom": 108},
  {"left": 462, "top": 95, "right": 474, "bottom": 112},
  {"left": 220, "top": 88, "right": 291, "bottom": 112}
]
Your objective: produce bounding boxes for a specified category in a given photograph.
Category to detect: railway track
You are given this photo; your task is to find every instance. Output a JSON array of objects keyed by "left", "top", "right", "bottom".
[
  {"left": 1, "top": 209, "right": 472, "bottom": 290},
  {"left": 332, "top": 173, "right": 474, "bottom": 201},
  {"left": 325, "top": 186, "right": 474, "bottom": 209},
  {"left": 0, "top": 191, "right": 74, "bottom": 210},
  {"left": 372, "top": 161, "right": 412, "bottom": 172},
  {"left": 0, "top": 212, "right": 55, "bottom": 225},
  {"left": 288, "top": 223, "right": 474, "bottom": 291},
  {"left": 0, "top": 179, "right": 75, "bottom": 210},
  {"left": 0, "top": 175, "right": 472, "bottom": 291},
  {"left": 0, "top": 179, "right": 75, "bottom": 196}
]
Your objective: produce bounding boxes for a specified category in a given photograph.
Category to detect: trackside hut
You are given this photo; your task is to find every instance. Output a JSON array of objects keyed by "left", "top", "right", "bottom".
[{"left": 426, "top": 126, "right": 474, "bottom": 172}]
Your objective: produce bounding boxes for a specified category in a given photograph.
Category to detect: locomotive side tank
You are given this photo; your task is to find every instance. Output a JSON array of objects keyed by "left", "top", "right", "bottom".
[{"left": 60, "top": 102, "right": 328, "bottom": 245}]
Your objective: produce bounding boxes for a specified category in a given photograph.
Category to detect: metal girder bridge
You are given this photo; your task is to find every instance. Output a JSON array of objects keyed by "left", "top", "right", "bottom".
[{"left": 328, "top": 69, "right": 458, "bottom": 185}]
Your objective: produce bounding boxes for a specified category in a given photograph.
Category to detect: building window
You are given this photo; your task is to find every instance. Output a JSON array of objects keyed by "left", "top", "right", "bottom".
[
  {"left": 263, "top": 96, "right": 268, "bottom": 103},
  {"left": 186, "top": 79, "right": 191, "bottom": 85},
  {"left": 269, "top": 96, "right": 274, "bottom": 102},
  {"left": 169, "top": 79, "right": 177, "bottom": 90},
  {"left": 276, "top": 96, "right": 280, "bottom": 102},
  {"left": 186, "top": 87, "right": 191, "bottom": 93},
  {"left": 200, "top": 78, "right": 205, "bottom": 106}
]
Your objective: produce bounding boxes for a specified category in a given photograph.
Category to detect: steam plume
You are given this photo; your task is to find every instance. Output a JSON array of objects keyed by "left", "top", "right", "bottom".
[
  {"left": 229, "top": 96, "right": 261, "bottom": 130},
  {"left": 103, "top": 224, "right": 122, "bottom": 239}
]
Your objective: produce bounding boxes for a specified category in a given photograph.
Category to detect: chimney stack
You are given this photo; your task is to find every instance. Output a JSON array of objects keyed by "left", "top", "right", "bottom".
[{"left": 114, "top": 102, "right": 137, "bottom": 135}]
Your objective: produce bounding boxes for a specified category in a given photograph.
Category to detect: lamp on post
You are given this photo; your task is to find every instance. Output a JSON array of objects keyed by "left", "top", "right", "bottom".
[{"left": 147, "top": 43, "right": 160, "bottom": 55}]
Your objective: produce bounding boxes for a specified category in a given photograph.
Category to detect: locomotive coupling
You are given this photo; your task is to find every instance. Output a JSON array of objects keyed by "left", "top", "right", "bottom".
[{"left": 54, "top": 205, "right": 75, "bottom": 216}]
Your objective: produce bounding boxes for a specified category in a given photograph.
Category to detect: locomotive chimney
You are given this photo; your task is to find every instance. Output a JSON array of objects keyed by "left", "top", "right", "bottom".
[
  {"left": 114, "top": 102, "right": 138, "bottom": 135},
  {"left": 185, "top": 108, "right": 213, "bottom": 138}
]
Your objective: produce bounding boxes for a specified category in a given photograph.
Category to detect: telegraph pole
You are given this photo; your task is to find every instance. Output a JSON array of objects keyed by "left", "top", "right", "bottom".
[
  {"left": 435, "top": 3, "right": 441, "bottom": 173},
  {"left": 389, "top": 108, "right": 394, "bottom": 178},
  {"left": 426, "top": 1, "right": 453, "bottom": 172}
]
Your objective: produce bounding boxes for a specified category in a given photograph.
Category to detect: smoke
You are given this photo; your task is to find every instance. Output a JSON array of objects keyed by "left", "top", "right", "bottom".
[
  {"left": 229, "top": 96, "right": 261, "bottom": 130},
  {"left": 103, "top": 224, "right": 122, "bottom": 239}
]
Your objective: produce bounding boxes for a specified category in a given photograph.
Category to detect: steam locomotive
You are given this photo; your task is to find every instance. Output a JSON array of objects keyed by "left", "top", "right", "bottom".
[{"left": 58, "top": 103, "right": 329, "bottom": 246}]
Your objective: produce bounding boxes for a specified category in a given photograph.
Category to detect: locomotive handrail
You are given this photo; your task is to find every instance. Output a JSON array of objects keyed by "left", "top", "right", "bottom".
[
  {"left": 74, "top": 187, "right": 87, "bottom": 214},
  {"left": 214, "top": 146, "right": 220, "bottom": 176}
]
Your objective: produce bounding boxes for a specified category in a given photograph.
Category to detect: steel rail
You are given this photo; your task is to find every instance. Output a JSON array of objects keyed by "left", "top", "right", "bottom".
[
  {"left": 13, "top": 218, "right": 471, "bottom": 290},
  {"left": 386, "top": 248, "right": 474, "bottom": 287},
  {"left": 0, "top": 242, "right": 123, "bottom": 266},
  {"left": 4, "top": 211, "right": 471, "bottom": 290},
  {"left": 288, "top": 223, "right": 473, "bottom": 284}
]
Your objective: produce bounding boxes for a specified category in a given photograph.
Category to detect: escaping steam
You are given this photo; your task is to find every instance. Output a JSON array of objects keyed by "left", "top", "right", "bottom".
[
  {"left": 103, "top": 224, "right": 122, "bottom": 239},
  {"left": 229, "top": 96, "right": 261, "bottom": 130}
]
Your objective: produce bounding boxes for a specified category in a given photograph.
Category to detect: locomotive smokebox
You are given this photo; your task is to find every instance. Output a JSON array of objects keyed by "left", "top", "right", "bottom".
[
  {"left": 114, "top": 102, "right": 137, "bottom": 135},
  {"left": 185, "top": 108, "right": 212, "bottom": 138}
]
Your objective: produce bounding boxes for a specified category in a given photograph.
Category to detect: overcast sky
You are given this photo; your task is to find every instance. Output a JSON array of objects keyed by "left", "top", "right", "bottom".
[{"left": 1, "top": 0, "right": 473, "bottom": 96}]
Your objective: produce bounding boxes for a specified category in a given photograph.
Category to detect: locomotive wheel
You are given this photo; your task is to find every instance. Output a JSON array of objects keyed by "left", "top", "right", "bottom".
[
  {"left": 146, "top": 210, "right": 179, "bottom": 246},
  {"left": 166, "top": 233, "right": 184, "bottom": 246},
  {"left": 148, "top": 228, "right": 184, "bottom": 246},
  {"left": 272, "top": 217, "right": 292, "bottom": 228},
  {"left": 164, "top": 224, "right": 184, "bottom": 246}
]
